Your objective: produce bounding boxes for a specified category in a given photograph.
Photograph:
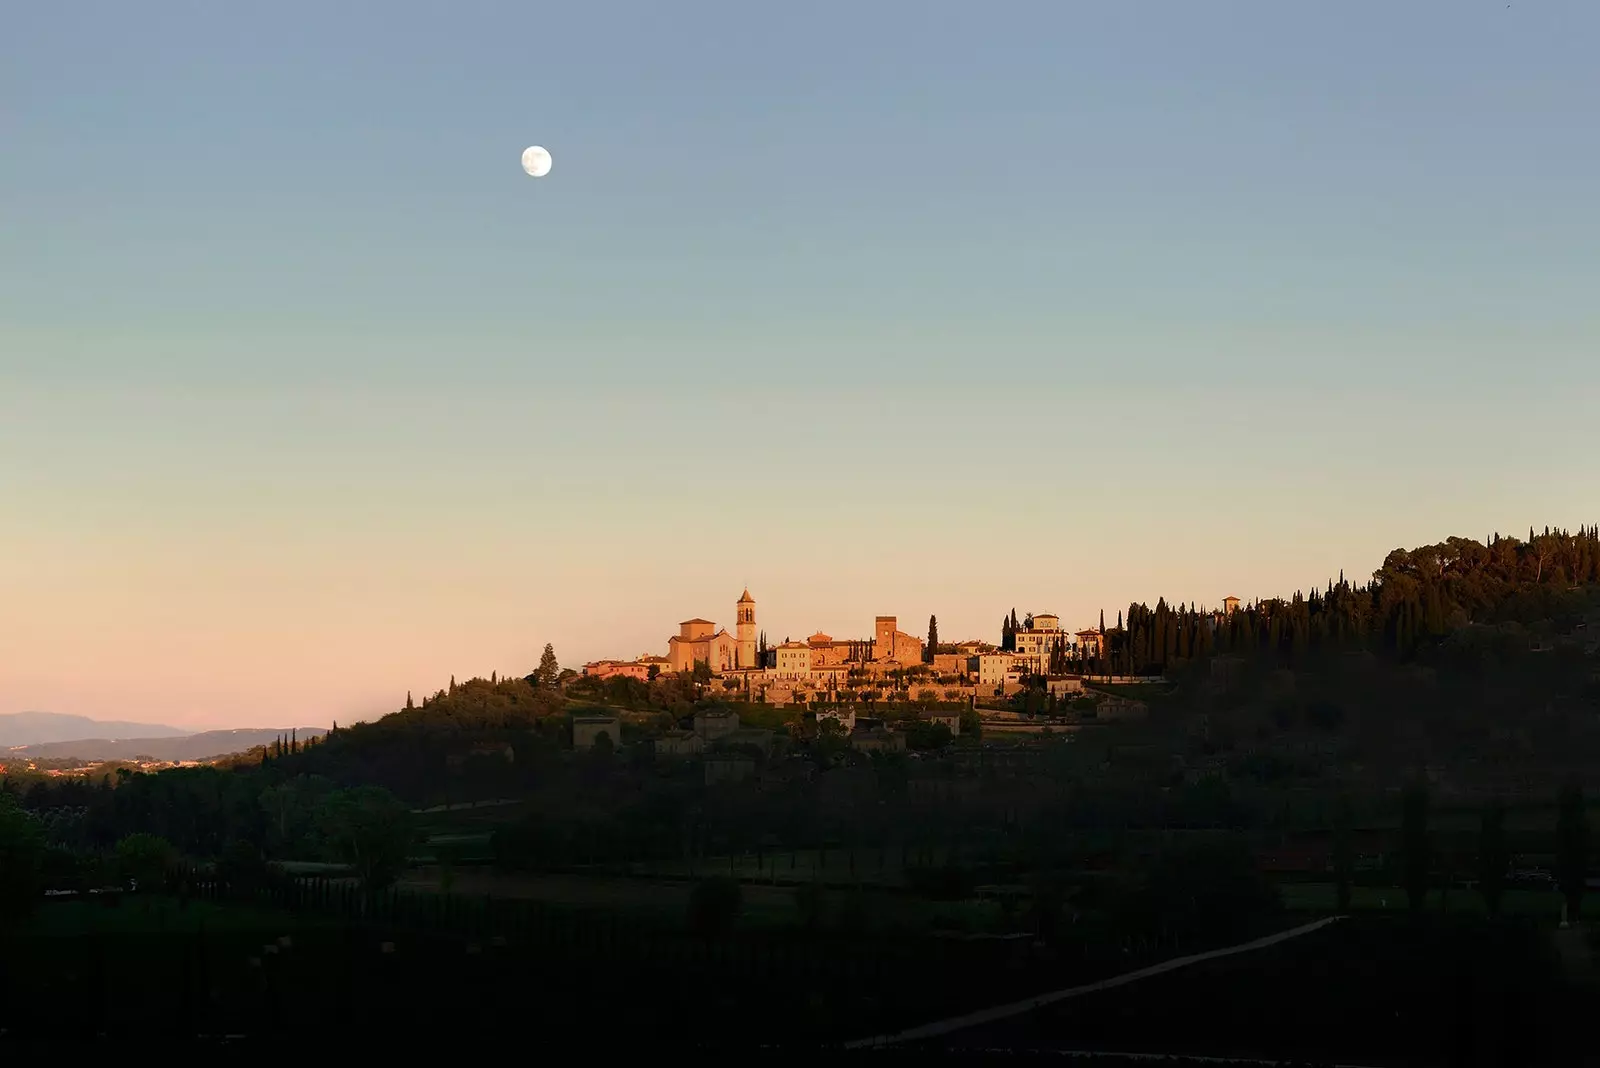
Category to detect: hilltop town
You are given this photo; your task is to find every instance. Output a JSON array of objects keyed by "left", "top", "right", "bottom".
[
  {"left": 8, "top": 529, "right": 1600, "bottom": 1057},
  {"left": 577, "top": 588, "right": 1245, "bottom": 700},
  {"left": 565, "top": 588, "right": 1258, "bottom": 765}
]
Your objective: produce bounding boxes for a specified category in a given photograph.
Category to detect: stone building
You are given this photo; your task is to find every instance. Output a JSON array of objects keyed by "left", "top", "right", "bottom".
[
  {"left": 1075, "top": 629, "right": 1107, "bottom": 659},
  {"left": 774, "top": 641, "right": 813, "bottom": 678},
  {"left": 692, "top": 707, "right": 741, "bottom": 742},
  {"left": 667, "top": 618, "right": 738, "bottom": 673},
  {"left": 581, "top": 659, "right": 651, "bottom": 681},
  {"left": 873, "top": 616, "right": 925, "bottom": 665},
  {"left": 1012, "top": 612, "right": 1065, "bottom": 674},
  {"left": 806, "top": 631, "right": 874, "bottom": 668},
  {"left": 572, "top": 715, "right": 622, "bottom": 751},
  {"left": 666, "top": 591, "right": 761, "bottom": 674},
  {"left": 931, "top": 652, "right": 976, "bottom": 679}
]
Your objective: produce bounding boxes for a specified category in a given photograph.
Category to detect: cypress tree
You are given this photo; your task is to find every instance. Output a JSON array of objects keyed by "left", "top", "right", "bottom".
[
  {"left": 926, "top": 615, "right": 939, "bottom": 662},
  {"left": 538, "top": 644, "right": 560, "bottom": 688}
]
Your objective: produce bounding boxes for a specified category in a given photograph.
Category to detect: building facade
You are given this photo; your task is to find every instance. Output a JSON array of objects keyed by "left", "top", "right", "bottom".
[
  {"left": 667, "top": 617, "right": 739, "bottom": 673},
  {"left": 873, "top": 616, "right": 925, "bottom": 665}
]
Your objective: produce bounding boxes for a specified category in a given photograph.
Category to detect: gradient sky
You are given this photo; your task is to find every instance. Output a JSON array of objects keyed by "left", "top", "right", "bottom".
[{"left": 4, "top": 2, "right": 1597, "bottom": 730}]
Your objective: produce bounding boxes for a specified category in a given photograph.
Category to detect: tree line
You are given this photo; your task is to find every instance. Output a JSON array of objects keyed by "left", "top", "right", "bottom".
[{"left": 1060, "top": 527, "right": 1600, "bottom": 677}]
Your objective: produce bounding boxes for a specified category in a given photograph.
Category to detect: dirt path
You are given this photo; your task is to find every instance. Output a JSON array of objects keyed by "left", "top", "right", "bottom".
[{"left": 844, "top": 916, "right": 1347, "bottom": 1049}]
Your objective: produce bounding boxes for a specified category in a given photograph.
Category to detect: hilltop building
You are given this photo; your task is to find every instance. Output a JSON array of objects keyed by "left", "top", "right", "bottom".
[
  {"left": 581, "top": 655, "right": 671, "bottom": 681},
  {"left": 667, "top": 618, "right": 738, "bottom": 674},
  {"left": 666, "top": 590, "right": 763, "bottom": 674},
  {"left": 1011, "top": 612, "right": 1065, "bottom": 674},
  {"left": 874, "top": 616, "right": 925, "bottom": 665}
]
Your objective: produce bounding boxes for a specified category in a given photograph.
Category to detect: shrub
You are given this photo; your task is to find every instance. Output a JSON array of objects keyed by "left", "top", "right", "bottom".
[
  {"left": 115, "top": 833, "right": 179, "bottom": 892},
  {"left": 0, "top": 794, "right": 45, "bottom": 924}
]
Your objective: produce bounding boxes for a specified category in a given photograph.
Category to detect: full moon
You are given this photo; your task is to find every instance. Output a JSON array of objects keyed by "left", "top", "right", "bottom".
[{"left": 521, "top": 145, "right": 552, "bottom": 178}]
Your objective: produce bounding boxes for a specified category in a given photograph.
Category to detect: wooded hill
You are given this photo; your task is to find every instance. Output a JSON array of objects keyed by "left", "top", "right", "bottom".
[{"left": 1090, "top": 526, "right": 1600, "bottom": 677}]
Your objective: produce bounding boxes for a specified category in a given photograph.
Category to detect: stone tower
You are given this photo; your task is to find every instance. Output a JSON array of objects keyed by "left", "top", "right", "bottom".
[{"left": 736, "top": 589, "right": 758, "bottom": 669}]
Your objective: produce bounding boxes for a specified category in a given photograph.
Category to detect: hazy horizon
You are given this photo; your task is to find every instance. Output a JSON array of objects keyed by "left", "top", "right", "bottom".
[{"left": 6, "top": 2, "right": 1598, "bottom": 728}]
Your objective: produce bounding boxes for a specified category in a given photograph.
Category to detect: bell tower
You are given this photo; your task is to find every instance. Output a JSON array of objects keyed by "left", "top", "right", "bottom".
[{"left": 736, "top": 589, "right": 757, "bottom": 669}]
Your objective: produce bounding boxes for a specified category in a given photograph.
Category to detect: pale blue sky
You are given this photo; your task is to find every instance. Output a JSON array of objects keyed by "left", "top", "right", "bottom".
[{"left": 4, "top": 2, "right": 1597, "bottom": 727}]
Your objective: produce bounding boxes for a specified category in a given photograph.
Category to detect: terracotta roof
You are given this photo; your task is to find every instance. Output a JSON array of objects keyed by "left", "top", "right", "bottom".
[
  {"left": 680, "top": 618, "right": 714, "bottom": 626},
  {"left": 737, "top": 589, "right": 755, "bottom": 604},
  {"left": 807, "top": 631, "right": 833, "bottom": 644},
  {"left": 670, "top": 628, "right": 731, "bottom": 644}
]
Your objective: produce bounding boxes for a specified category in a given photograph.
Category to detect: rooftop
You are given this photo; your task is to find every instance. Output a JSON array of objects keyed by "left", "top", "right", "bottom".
[
  {"left": 737, "top": 589, "right": 755, "bottom": 604},
  {"left": 670, "top": 627, "right": 731, "bottom": 643}
]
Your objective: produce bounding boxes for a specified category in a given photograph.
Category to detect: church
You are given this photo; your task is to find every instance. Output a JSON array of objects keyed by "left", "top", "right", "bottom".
[{"left": 665, "top": 589, "right": 759, "bottom": 674}]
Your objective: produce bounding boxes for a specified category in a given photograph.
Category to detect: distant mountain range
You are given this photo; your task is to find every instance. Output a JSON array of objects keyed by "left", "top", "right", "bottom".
[
  {"left": 1, "top": 713, "right": 327, "bottom": 763},
  {"left": 6, "top": 728, "right": 327, "bottom": 763},
  {"left": 0, "top": 711, "right": 191, "bottom": 747}
]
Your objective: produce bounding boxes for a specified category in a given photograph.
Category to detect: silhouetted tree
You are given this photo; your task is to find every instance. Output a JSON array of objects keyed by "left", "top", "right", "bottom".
[
  {"left": 0, "top": 793, "right": 44, "bottom": 926},
  {"left": 316, "top": 786, "right": 415, "bottom": 897},
  {"left": 115, "top": 833, "right": 177, "bottom": 891},
  {"left": 926, "top": 615, "right": 939, "bottom": 662},
  {"left": 534, "top": 644, "right": 560, "bottom": 689}
]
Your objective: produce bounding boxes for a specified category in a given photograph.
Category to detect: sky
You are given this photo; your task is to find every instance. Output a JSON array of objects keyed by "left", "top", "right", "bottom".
[{"left": 4, "top": 1, "right": 1598, "bottom": 730}]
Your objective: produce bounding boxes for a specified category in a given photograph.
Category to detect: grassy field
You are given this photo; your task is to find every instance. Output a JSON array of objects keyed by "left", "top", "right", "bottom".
[
  {"left": 938, "top": 913, "right": 1574, "bottom": 1063},
  {"left": 628, "top": 844, "right": 979, "bottom": 888},
  {"left": 1279, "top": 881, "right": 1566, "bottom": 919},
  {"left": 395, "top": 866, "right": 1005, "bottom": 933},
  {"left": 23, "top": 894, "right": 326, "bottom": 938}
]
